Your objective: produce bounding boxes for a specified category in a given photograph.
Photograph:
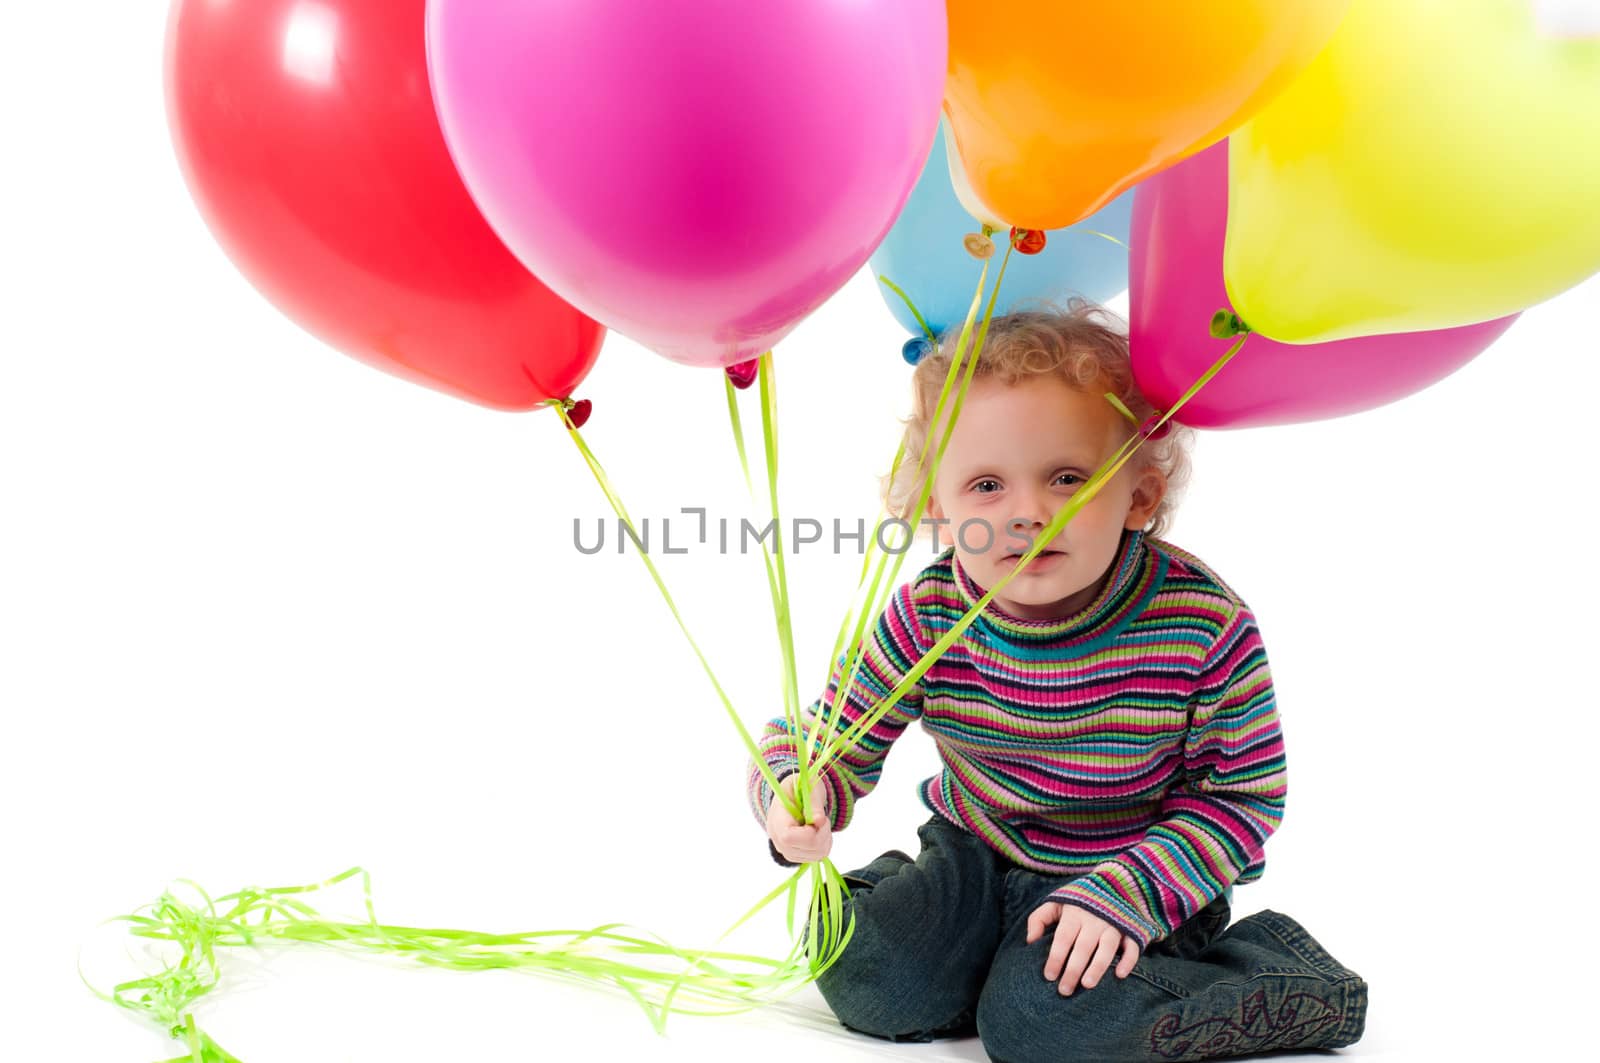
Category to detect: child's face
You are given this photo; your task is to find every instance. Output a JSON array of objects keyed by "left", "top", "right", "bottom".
[{"left": 925, "top": 374, "right": 1165, "bottom": 621}]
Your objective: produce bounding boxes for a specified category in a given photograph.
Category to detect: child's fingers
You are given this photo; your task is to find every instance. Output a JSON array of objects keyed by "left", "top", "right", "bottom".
[
  {"left": 1025, "top": 902, "right": 1060, "bottom": 944},
  {"left": 776, "top": 819, "right": 810, "bottom": 840},
  {"left": 774, "top": 824, "right": 831, "bottom": 863},
  {"left": 766, "top": 776, "right": 832, "bottom": 860},
  {"left": 776, "top": 821, "right": 822, "bottom": 849},
  {"left": 1115, "top": 939, "right": 1140, "bottom": 977},
  {"left": 1044, "top": 919, "right": 1085, "bottom": 983},
  {"left": 1057, "top": 932, "right": 1108, "bottom": 996},
  {"left": 1079, "top": 931, "right": 1121, "bottom": 989},
  {"left": 769, "top": 776, "right": 806, "bottom": 823},
  {"left": 801, "top": 780, "right": 828, "bottom": 823},
  {"left": 774, "top": 775, "right": 827, "bottom": 819}
]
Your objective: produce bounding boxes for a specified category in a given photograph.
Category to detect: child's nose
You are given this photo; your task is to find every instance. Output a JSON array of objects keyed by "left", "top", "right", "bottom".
[
  {"left": 1011, "top": 487, "right": 1054, "bottom": 528},
  {"left": 1008, "top": 511, "right": 1048, "bottom": 545},
  {"left": 1008, "top": 491, "right": 1062, "bottom": 543}
]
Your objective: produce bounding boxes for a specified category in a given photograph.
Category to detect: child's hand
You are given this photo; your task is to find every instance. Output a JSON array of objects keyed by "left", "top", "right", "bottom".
[
  {"left": 1025, "top": 900, "right": 1141, "bottom": 996},
  {"left": 765, "top": 773, "right": 832, "bottom": 864}
]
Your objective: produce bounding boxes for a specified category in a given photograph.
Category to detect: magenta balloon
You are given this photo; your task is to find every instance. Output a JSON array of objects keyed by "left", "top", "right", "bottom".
[
  {"left": 426, "top": 0, "right": 947, "bottom": 368},
  {"left": 1130, "top": 142, "right": 1518, "bottom": 430}
]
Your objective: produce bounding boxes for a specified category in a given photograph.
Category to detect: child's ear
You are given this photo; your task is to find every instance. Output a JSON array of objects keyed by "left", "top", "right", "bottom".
[
  {"left": 1126, "top": 466, "right": 1166, "bottom": 529},
  {"left": 921, "top": 493, "right": 940, "bottom": 544}
]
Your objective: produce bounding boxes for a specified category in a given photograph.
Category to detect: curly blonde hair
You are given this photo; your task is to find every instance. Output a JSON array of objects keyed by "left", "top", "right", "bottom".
[{"left": 881, "top": 299, "right": 1196, "bottom": 542}]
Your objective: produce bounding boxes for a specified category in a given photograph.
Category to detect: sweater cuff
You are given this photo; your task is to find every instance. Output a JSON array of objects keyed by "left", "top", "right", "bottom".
[
  {"left": 757, "top": 764, "right": 800, "bottom": 821},
  {"left": 1047, "top": 880, "right": 1163, "bottom": 951}
]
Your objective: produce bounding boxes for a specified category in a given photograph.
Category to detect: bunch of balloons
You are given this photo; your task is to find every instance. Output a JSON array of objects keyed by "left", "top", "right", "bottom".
[{"left": 165, "top": 0, "right": 1600, "bottom": 427}]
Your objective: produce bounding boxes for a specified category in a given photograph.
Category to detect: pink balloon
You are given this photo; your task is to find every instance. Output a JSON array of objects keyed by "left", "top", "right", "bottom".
[
  {"left": 1130, "top": 142, "right": 1517, "bottom": 429},
  {"left": 426, "top": 0, "right": 947, "bottom": 368}
]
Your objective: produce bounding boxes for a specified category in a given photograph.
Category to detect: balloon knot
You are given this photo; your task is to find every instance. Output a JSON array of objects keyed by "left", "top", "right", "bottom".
[
  {"left": 1137, "top": 414, "right": 1173, "bottom": 441},
  {"left": 1010, "top": 228, "right": 1046, "bottom": 255},
  {"left": 1209, "top": 309, "right": 1252, "bottom": 339},
  {"left": 902, "top": 337, "right": 934, "bottom": 365},
  {"left": 542, "top": 396, "right": 592, "bottom": 428},
  {"left": 725, "top": 359, "right": 760, "bottom": 390}
]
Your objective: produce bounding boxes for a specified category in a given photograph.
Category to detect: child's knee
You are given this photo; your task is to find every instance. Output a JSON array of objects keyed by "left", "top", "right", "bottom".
[
  {"left": 809, "top": 893, "right": 985, "bottom": 1042},
  {"left": 977, "top": 943, "right": 1150, "bottom": 1063},
  {"left": 818, "top": 954, "right": 979, "bottom": 1043}
]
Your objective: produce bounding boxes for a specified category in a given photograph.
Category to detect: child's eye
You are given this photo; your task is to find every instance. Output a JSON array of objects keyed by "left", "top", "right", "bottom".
[
  {"left": 1055, "top": 473, "right": 1083, "bottom": 487},
  {"left": 972, "top": 479, "right": 1001, "bottom": 494}
]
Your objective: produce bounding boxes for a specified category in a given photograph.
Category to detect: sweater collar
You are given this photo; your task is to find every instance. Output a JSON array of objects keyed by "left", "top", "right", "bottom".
[{"left": 946, "top": 526, "right": 1162, "bottom": 645}]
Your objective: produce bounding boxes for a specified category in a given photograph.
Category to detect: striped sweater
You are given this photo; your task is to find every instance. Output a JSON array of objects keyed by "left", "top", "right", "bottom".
[{"left": 746, "top": 526, "right": 1287, "bottom": 949}]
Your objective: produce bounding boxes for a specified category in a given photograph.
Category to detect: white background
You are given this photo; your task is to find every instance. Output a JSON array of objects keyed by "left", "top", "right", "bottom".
[{"left": 5, "top": 4, "right": 1597, "bottom": 1062}]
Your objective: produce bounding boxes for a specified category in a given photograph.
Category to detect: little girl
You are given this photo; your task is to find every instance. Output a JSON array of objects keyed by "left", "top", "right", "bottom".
[{"left": 745, "top": 303, "right": 1368, "bottom": 1062}]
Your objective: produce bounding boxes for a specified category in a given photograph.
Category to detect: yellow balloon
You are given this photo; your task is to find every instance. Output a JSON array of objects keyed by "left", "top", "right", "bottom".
[
  {"left": 1225, "top": 0, "right": 1600, "bottom": 343},
  {"left": 943, "top": 0, "right": 1350, "bottom": 231}
]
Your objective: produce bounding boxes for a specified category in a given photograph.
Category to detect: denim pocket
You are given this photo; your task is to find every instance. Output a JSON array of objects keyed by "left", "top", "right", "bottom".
[
  {"left": 841, "top": 849, "right": 915, "bottom": 893},
  {"left": 1128, "top": 963, "right": 1191, "bottom": 1000}
]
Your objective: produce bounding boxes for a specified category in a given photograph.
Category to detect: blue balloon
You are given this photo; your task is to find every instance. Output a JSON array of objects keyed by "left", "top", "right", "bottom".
[{"left": 870, "top": 123, "right": 1133, "bottom": 341}]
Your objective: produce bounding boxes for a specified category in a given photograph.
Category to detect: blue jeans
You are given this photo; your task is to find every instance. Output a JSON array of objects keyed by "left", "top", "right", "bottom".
[{"left": 808, "top": 814, "right": 1368, "bottom": 1062}]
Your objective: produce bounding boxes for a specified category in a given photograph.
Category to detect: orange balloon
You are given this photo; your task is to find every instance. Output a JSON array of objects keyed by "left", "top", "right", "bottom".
[{"left": 943, "top": 1, "right": 1351, "bottom": 231}]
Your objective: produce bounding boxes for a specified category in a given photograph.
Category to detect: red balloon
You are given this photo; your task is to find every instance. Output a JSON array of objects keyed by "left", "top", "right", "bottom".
[{"left": 164, "top": 0, "right": 604, "bottom": 411}]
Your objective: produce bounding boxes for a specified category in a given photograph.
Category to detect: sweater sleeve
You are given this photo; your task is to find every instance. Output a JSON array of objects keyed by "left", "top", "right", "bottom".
[
  {"left": 1045, "top": 602, "right": 1287, "bottom": 949},
  {"left": 746, "top": 581, "right": 928, "bottom": 857}
]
